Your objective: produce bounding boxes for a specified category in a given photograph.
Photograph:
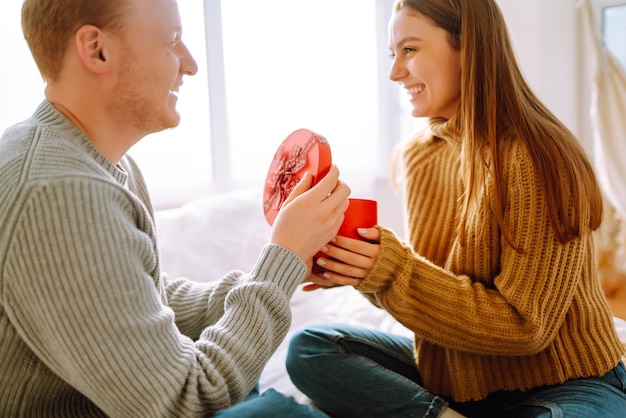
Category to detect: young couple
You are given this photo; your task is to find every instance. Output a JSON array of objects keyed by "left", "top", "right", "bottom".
[{"left": 1, "top": 0, "right": 623, "bottom": 416}]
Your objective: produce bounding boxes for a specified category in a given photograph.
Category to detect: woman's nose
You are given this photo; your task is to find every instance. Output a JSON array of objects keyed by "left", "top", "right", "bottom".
[{"left": 388, "top": 58, "right": 406, "bottom": 82}]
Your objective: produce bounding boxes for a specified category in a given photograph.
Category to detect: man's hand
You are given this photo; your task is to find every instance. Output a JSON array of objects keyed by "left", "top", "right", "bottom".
[{"left": 270, "top": 165, "right": 351, "bottom": 265}]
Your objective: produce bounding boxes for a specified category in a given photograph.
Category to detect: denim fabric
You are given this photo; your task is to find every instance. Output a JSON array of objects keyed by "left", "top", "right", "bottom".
[
  {"left": 286, "top": 322, "right": 626, "bottom": 418},
  {"left": 286, "top": 322, "right": 447, "bottom": 418},
  {"left": 452, "top": 361, "right": 626, "bottom": 418},
  {"left": 213, "top": 386, "right": 329, "bottom": 418}
]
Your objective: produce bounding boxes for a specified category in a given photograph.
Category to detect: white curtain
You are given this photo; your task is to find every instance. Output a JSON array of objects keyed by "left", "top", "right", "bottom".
[{"left": 579, "top": 0, "right": 626, "bottom": 219}]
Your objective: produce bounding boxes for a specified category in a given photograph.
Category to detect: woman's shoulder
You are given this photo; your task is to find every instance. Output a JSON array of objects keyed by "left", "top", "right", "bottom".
[
  {"left": 497, "top": 132, "right": 533, "bottom": 167},
  {"left": 498, "top": 130, "right": 525, "bottom": 150},
  {"left": 494, "top": 134, "right": 542, "bottom": 196}
]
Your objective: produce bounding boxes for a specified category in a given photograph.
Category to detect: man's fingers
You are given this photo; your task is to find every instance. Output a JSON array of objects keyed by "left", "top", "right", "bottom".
[{"left": 282, "top": 172, "right": 313, "bottom": 207}]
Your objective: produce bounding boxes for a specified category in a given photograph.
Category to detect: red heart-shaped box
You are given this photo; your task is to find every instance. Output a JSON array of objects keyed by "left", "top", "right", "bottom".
[{"left": 263, "top": 128, "right": 332, "bottom": 226}]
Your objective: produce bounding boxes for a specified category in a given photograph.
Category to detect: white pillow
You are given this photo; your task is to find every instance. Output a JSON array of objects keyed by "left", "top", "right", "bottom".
[{"left": 155, "top": 189, "right": 271, "bottom": 282}]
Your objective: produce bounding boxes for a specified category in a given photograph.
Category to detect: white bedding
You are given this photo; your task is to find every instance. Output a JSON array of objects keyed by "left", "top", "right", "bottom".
[{"left": 155, "top": 188, "right": 626, "bottom": 401}]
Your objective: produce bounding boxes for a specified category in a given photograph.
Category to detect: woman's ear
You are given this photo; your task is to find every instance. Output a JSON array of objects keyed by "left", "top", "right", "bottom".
[{"left": 74, "top": 25, "right": 110, "bottom": 75}]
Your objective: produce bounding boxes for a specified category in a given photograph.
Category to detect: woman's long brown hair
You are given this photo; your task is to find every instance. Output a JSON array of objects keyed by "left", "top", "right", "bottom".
[{"left": 394, "top": 0, "right": 603, "bottom": 246}]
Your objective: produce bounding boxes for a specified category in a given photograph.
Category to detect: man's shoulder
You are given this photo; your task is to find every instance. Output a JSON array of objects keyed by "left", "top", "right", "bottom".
[{"left": 2, "top": 118, "right": 111, "bottom": 182}]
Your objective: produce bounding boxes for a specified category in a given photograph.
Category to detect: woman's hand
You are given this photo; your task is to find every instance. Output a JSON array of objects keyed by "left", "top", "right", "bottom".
[
  {"left": 302, "top": 227, "right": 380, "bottom": 291},
  {"left": 270, "top": 165, "right": 351, "bottom": 265}
]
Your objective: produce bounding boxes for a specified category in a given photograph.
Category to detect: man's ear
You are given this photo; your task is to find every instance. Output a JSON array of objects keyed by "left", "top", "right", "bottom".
[{"left": 75, "top": 25, "right": 111, "bottom": 75}]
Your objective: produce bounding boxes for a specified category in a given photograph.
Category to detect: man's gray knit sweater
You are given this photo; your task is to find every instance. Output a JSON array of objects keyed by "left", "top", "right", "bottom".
[{"left": 0, "top": 101, "right": 306, "bottom": 417}]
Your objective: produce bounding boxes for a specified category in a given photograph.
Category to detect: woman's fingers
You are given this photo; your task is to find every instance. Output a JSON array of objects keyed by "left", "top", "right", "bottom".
[
  {"left": 321, "top": 234, "right": 380, "bottom": 266},
  {"left": 316, "top": 256, "right": 369, "bottom": 279},
  {"left": 303, "top": 271, "right": 362, "bottom": 290},
  {"left": 311, "top": 230, "right": 381, "bottom": 284},
  {"left": 356, "top": 227, "right": 381, "bottom": 243}
]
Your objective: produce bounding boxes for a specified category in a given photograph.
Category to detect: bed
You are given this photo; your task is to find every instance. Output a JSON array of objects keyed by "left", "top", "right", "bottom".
[{"left": 154, "top": 188, "right": 626, "bottom": 402}]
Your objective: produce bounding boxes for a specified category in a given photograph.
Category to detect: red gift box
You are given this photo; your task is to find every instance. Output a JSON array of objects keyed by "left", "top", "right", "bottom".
[
  {"left": 263, "top": 128, "right": 378, "bottom": 243},
  {"left": 338, "top": 198, "right": 378, "bottom": 239},
  {"left": 263, "top": 128, "right": 332, "bottom": 226}
]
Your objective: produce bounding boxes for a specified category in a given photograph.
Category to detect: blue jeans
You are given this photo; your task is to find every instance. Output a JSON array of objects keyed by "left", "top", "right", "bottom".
[
  {"left": 213, "top": 385, "right": 329, "bottom": 418},
  {"left": 286, "top": 322, "right": 626, "bottom": 418}
]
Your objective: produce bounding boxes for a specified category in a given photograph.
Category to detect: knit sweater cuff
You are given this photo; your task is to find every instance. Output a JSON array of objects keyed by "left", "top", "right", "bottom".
[
  {"left": 357, "top": 227, "right": 415, "bottom": 292},
  {"left": 247, "top": 243, "right": 307, "bottom": 299}
]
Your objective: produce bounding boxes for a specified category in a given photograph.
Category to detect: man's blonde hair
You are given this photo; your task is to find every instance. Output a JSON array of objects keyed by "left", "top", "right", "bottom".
[{"left": 21, "top": 0, "right": 131, "bottom": 82}]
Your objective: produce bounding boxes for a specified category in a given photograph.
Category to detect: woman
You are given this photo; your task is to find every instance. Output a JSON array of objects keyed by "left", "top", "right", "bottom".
[{"left": 286, "top": 0, "right": 626, "bottom": 417}]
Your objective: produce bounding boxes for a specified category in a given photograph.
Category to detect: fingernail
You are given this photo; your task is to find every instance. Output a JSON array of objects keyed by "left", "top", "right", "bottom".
[
  {"left": 317, "top": 258, "right": 326, "bottom": 266},
  {"left": 320, "top": 246, "right": 328, "bottom": 253},
  {"left": 358, "top": 228, "right": 368, "bottom": 234},
  {"left": 323, "top": 273, "right": 331, "bottom": 279}
]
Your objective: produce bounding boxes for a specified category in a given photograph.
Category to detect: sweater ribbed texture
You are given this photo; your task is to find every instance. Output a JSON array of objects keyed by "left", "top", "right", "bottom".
[
  {"left": 357, "top": 132, "right": 624, "bottom": 402},
  {"left": 0, "top": 100, "right": 306, "bottom": 417}
]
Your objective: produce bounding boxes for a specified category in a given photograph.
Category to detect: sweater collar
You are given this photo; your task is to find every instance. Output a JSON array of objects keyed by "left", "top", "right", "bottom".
[
  {"left": 428, "top": 116, "right": 462, "bottom": 145},
  {"left": 34, "top": 100, "right": 128, "bottom": 186}
]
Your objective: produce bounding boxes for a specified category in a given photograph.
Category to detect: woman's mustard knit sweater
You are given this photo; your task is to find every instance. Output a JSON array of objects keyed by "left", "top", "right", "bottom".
[{"left": 357, "top": 132, "right": 624, "bottom": 402}]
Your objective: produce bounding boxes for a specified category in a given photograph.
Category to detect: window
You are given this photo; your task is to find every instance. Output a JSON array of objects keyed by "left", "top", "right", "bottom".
[
  {"left": 132, "top": 0, "right": 411, "bottom": 208},
  {"left": 129, "top": 0, "right": 212, "bottom": 205},
  {"left": 0, "top": 2, "right": 45, "bottom": 129},
  {"left": 602, "top": 4, "right": 626, "bottom": 69},
  {"left": 0, "top": 0, "right": 427, "bottom": 209}
]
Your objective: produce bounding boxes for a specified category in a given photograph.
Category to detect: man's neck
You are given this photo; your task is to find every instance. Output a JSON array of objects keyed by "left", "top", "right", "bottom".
[{"left": 46, "top": 88, "right": 140, "bottom": 165}]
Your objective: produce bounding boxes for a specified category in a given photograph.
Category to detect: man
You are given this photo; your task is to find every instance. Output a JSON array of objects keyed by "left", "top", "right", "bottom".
[{"left": 0, "top": 0, "right": 348, "bottom": 416}]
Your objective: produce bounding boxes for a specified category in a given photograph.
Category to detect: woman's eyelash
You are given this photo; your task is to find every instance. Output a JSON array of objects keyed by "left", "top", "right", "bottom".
[{"left": 388, "top": 47, "right": 417, "bottom": 59}]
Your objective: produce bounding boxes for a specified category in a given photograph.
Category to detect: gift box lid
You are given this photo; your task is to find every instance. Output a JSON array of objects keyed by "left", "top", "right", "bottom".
[{"left": 263, "top": 128, "right": 332, "bottom": 225}]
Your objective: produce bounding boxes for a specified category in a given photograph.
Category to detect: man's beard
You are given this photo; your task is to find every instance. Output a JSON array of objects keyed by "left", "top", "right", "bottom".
[{"left": 109, "top": 60, "right": 176, "bottom": 136}]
